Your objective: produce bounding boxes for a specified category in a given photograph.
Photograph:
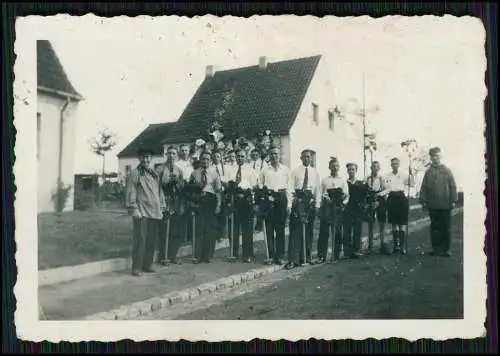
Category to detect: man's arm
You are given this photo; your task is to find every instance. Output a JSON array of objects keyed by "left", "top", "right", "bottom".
[
  {"left": 125, "top": 169, "right": 140, "bottom": 217},
  {"left": 314, "top": 171, "right": 322, "bottom": 209},
  {"left": 419, "top": 170, "right": 429, "bottom": 206},
  {"left": 447, "top": 167, "right": 458, "bottom": 205},
  {"left": 342, "top": 179, "right": 350, "bottom": 206}
]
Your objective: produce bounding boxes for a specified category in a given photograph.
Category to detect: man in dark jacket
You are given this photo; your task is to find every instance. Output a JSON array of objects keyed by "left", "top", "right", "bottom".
[{"left": 419, "top": 147, "right": 458, "bottom": 257}]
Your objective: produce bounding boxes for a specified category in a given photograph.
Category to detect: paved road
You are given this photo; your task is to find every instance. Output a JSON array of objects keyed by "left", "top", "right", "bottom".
[{"left": 145, "top": 212, "right": 463, "bottom": 320}]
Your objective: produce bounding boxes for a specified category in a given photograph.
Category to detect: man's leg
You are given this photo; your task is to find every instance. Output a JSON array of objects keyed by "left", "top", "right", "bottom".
[
  {"left": 167, "top": 214, "right": 183, "bottom": 262},
  {"left": 275, "top": 199, "right": 287, "bottom": 263},
  {"left": 156, "top": 217, "right": 167, "bottom": 263},
  {"left": 343, "top": 214, "right": 353, "bottom": 257},
  {"left": 305, "top": 210, "right": 315, "bottom": 262},
  {"left": 367, "top": 219, "right": 375, "bottom": 251},
  {"left": 287, "top": 216, "right": 299, "bottom": 266},
  {"left": 352, "top": 214, "right": 363, "bottom": 256},
  {"left": 232, "top": 210, "right": 242, "bottom": 259},
  {"left": 143, "top": 218, "right": 159, "bottom": 271},
  {"left": 334, "top": 221, "right": 343, "bottom": 261},
  {"left": 428, "top": 209, "right": 440, "bottom": 254},
  {"left": 441, "top": 209, "right": 452, "bottom": 255},
  {"left": 264, "top": 215, "right": 276, "bottom": 261},
  {"left": 132, "top": 218, "right": 146, "bottom": 275},
  {"left": 391, "top": 224, "right": 400, "bottom": 253},
  {"left": 317, "top": 220, "right": 329, "bottom": 262},
  {"left": 242, "top": 207, "right": 255, "bottom": 260}
]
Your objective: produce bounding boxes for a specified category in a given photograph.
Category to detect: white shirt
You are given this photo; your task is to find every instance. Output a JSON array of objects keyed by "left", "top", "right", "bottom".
[
  {"left": 226, "top": 163, "right": 259, "bottom": 190},
  {"left": 321, "top": 175, "right": 350, "bottom": 205},
  {"left": 291, "top": 165, "right": 322, "bottom": 208},
  {"left": 212, "top": 163, "right": 228, "bottom": 183},
  {"left": 259, "top": 163, "right": 293, "bottom": 208},
  {"left": 176, "top": 159, "right": 193, "bottom": 182},
  {"left": 382, "top": 171, "right": 415, "bottom": 197}
]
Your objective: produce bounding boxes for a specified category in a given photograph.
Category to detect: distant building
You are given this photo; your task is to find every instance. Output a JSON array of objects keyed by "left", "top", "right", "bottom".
[
  {"left": 161, "top": 55, "right": 361, "bottom": 177},
  {"left": 116, "top": 123, "right": 175, "bottom": 183},
  {"left": 37, "top": 40, "right": 83, "bottom": 213}
]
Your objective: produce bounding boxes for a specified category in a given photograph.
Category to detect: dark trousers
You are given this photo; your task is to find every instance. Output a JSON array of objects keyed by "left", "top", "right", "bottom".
[
  {"left": 193, "top": 194, "right": 217, "bottom": 261},
  {"left": 264, "top": 194, "right": 287, "bottom": 261},
  {"left": 157, "top": 213, "right": 182, "bottom": 261},
  {"left": 255, "top": 215, "right": 264, "bottom": 231},
  {"left": 231, "top": 199, "right": 255, "bottom": 259},
  {"left": 132, "top": 217, "right": 159, "bottom": 272},
  {"left": 428, "top": 209, "right": 452, "bottom": 253},
  {"left": 343, "top": 208, "right": 363, "bottom": 255},
  {"left": 318, "top": 218, "right": 343, "bottom": 260},
  {"left": 288, "top": 210, "right": 315, "bottom": 264}
]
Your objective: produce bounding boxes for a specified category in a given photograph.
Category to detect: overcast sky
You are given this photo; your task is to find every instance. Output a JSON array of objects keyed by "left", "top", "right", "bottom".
[{"left": 35, "top": 15, "right": 485, "bottom": 189}]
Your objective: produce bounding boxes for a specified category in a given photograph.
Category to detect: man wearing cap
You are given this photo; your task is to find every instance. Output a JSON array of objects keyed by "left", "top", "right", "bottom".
[
  {"left": 419, "top": 147, "right": 458, "bottom": 257},
  {"left": 343, "top": 162, "right": 369, "bottom": 258},
  {"left": 125, "top": 147, "right": 166, "bottom": 276},
  {"left": 380, "top": 157, "right": 415, "bottom": 255},
  {"left": 317, "top": 157, "right": 349, "bottom": 263},
  {"left": 364, "top": 160, "right": 389, "bottom": 255},
  {"left": 157, "top": 146, "right": 184, "bottom": 265},
  {"left": 188, "top": 151, "right": 222, "bottom": 263},
  {"left": 226, "top": 148, "right": 259, "bottom": 262},
  {"left": 259, "top": 145, "right": 293, "bottom": 265},
  {"left": 287, "top": 149, "right": 322, "bottom": 268}
]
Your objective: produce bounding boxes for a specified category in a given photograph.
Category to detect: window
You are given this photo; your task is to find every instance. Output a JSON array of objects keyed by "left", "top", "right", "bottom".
[
  {"left": 328, "top": 110, "right": 335, "bottom": 131},
  {"left": 312, "top": 103, "right": 318, "bottom": 125},
  {"left": 37, "top": 112, "right": 41, "bottom": 160}
]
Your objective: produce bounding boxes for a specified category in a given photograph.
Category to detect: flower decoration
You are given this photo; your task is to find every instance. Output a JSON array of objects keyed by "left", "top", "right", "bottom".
[{"left": 195, "top": 138, "right": 206, "bottom": 147}]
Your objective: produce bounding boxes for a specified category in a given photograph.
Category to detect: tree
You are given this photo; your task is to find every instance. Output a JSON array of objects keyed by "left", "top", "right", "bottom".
[{"left": 90, "top": 128, "right": 117, "bottom": 181}]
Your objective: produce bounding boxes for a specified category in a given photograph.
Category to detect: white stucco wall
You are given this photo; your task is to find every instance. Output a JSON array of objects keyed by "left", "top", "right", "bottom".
[
  {"left": 290, "top": 57, "right": 364, "bottom": 179},
  {"left": 37, "top": 92, "right": 79, "bottom": 213}
]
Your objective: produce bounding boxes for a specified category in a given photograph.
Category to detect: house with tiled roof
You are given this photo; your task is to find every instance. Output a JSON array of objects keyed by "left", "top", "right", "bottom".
[
  {"left": 37, "top": 40, "right": 83, "bottom": 213},
  {"left": 161, "top": 55, "right": 362, "bottom": 177},
  {"left": 116, "top": 122, "right": 175, "bottom": 182}
]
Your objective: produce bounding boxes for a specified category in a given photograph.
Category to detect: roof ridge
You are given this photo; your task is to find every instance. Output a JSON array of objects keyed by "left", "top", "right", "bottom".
[{"left": 212, "top": 54, "right": 322, "bottom": 74}]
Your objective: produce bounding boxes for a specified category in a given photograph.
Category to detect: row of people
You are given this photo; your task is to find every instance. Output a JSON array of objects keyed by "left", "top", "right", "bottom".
[{"left": 125, "top": 144, "right": 456, "bottom": 276}]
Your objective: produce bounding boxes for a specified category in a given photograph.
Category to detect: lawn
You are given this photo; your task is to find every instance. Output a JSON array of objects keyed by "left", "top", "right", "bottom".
[{"left": 38, "top": 203, "right": 444, "bottom": 271}]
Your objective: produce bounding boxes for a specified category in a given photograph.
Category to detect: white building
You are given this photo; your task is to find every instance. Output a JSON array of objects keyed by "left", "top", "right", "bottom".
[
  {"left": 161, "top": 55, "right": 363, "bottom": 178},
  {"left": 116, "top": 123, "right": 175, "bottom": 183},
  {"left": 37, "top": 40, "right": 83, "bottom": 213}
]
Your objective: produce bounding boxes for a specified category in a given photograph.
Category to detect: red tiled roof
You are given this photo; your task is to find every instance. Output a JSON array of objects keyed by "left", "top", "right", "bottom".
[
  {"left": 162, "top": 55, "right": 321, "bottom": 144},
  {"left": 37, "top": 40, "right": 82, "bottom": 100},
  {"left": 117, "top": 123, "right": 176, "bottom": 158}
]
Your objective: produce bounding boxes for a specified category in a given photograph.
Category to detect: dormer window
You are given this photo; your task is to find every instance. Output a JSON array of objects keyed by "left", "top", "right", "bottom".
[{"left": 312, "top": 103, "right": 318, "bottom": 125}]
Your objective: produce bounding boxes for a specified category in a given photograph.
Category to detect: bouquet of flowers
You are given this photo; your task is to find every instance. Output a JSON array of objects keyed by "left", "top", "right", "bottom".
[{"left": 291, "top": 189, "right": 314, "bottom": 224}]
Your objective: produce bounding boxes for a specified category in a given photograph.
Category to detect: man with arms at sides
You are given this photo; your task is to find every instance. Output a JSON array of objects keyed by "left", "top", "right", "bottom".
[
  {"left": 226, "top": 148, "right": 259, "bottom": 262},
  {"left": 364, "top": 160, "right": 390, "bottom": 255},
  {"left": 157, "top": 146, "right": 184, "bottom": 265},
  {"left": 259, "top": 145, "right": 293, "bottom": 266},
  {"left": 188, "top": 151, "right": 222, "bottom": 263},
  {"left": 343, "top": 163, "right": 368, "bottom": 259},
  {"left": 419, "top": 147, "right": 457, "bottom": 257},
  {"left": 287, "top": 149, "right": 322, "bottom": 269},
  {"left": 380, "top": 157, "right": 416, "bottom": 255},
  {"left": 316, "top": 157, "right": 349, "bottom": 264},
  {"left": 250, "top": 148, "right": 266, "bottom": 232},
  {"left": 125, "top": 147, "right": 166, "bottom": 276}
]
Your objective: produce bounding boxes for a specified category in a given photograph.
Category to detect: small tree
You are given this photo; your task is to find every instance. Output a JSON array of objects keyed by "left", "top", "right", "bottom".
[{"left": 90, "top": 128, "right": 117, "bottom": 181}]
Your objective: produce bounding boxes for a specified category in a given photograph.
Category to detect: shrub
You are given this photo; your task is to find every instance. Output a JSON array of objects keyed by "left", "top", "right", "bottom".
[{"left": 52, "top": 181, "right": 73, "bottom": 213}]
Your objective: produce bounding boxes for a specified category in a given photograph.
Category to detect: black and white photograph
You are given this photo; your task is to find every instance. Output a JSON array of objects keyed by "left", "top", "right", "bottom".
[{"left": 14, "top": 14, "right": 486, "bottom": 341}]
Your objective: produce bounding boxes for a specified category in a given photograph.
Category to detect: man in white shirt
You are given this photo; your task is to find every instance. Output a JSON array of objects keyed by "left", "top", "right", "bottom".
[
  {"left": 381, "top": 157, "right": 415, "bottom": 255},
  {"left": 212, "top": 150, "right": 228, "bottom": 242},
  {"left": 259, "top": 145, "right": 292, "bottom": 265},
  {"left": 287, "top": 149, "right": 322, "bottom": 269},
  {"left": 176, "top": 143, "right": 194, "bottom": 246},
  {"left": 317, "top": 157, "right": 349, "bottom": 263},
  {"left": 226, "top": 148, "right": 259, "bottom": 262},
  {"left": 364, "top": 161, "right": 389, "bottom": 255},
  {"left": 226, "top": 149, "right": 237, "bottom": 167}
]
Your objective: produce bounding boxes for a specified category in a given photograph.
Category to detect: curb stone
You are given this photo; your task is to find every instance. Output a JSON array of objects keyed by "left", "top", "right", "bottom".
[{"left": 79, "top": 208, "right": 463, "bottom": 320}]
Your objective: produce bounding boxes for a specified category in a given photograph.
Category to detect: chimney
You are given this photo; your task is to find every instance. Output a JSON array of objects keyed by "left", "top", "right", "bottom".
[
  {"left": 206, "top": 65, "right": 215, "bottom": 78},
  {"left": 259, "top": 56, "right": 268, "bottom": 69}
]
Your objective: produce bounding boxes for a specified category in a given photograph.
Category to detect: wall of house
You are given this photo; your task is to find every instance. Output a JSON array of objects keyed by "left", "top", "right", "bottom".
[
  {"left": 290, "top": 58, "right": 364, "bottom": 179},
  {"left": 37, "top": 92, "right": 80, "bottom": 213},
  {"left": 117, "top": 155, "right": 165, "bottom": 184}
]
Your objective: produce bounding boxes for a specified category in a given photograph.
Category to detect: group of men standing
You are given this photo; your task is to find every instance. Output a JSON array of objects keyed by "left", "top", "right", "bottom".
[{"left": 125, "top": 142, "right": 458, "bottom": 277}]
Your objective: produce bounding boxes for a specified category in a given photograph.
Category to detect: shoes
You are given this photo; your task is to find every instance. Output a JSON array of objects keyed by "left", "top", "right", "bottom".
[
  {"left": 143, "top": 267, "right": 156, "bottom": 273},
  {"left": 284, "top": 262, "right": 296, "bottom": 270},
  {"left": 442, "top": 251, "right": 452, "bottom": 257},
  {"left": 400, "top": 248, "right": 407, "bottom": 255},
  {"left": 379, "top": 247, "right": 390, "bottom": 255},
  {"left": 132, "top": 270, "right": 142, "bottom": 277}
]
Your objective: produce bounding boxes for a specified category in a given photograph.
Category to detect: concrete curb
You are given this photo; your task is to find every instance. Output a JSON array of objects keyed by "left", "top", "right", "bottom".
[
  {"left": 80, "top": 207, "right": 462, "bottom": 321},
  {"left": 39, "top": 204, "right": 426, "bottom": 286}
]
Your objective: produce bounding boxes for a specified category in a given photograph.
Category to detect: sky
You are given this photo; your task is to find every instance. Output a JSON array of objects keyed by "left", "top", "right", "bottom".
[{"left": 35, "top": 15, "right": 485, "bottom": 190}]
